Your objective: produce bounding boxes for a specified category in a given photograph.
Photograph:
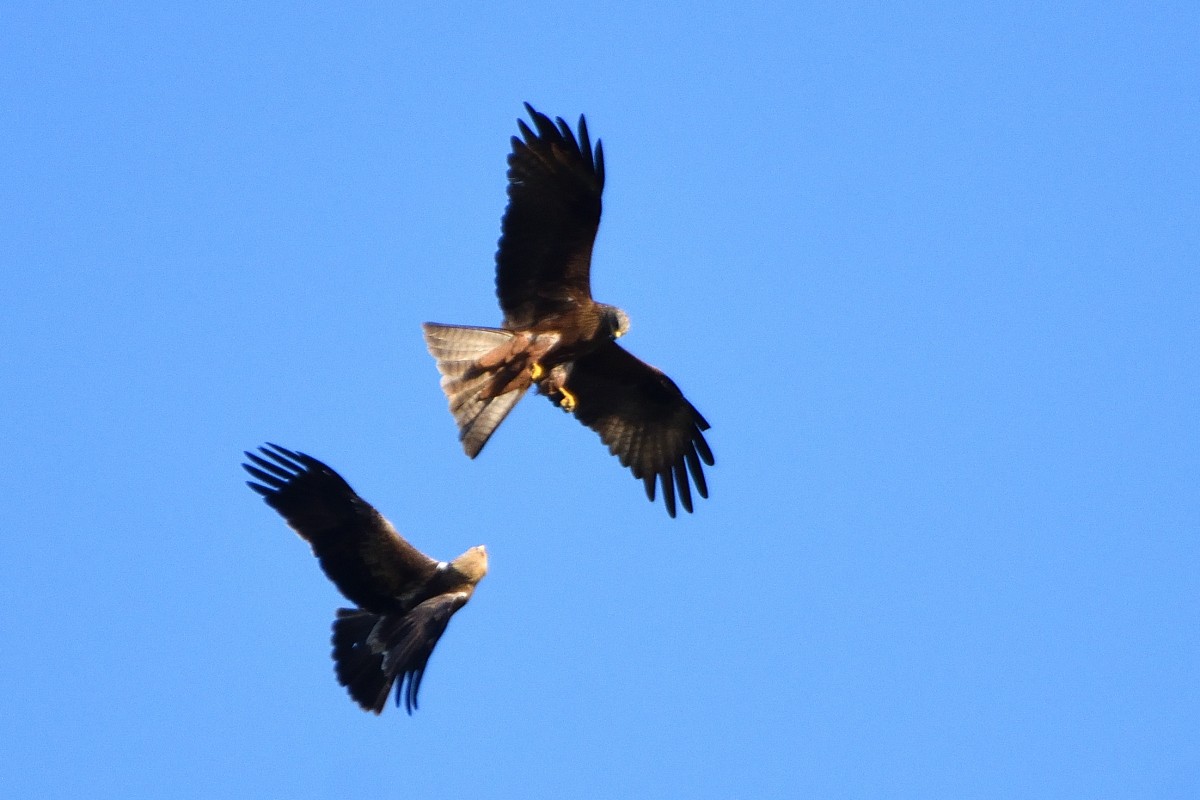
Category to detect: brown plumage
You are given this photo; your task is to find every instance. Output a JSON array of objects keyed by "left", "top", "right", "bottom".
[
  {"left": 243, "top": 443, "right": 487, "bottom": 714},
  {"left": 423, "top": 103, "right": 713, "bottom": 517}
]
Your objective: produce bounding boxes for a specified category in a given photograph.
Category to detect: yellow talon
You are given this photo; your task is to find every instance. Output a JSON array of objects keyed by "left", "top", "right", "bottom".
[
  {"left": 530, "top": 362, "right": 544, "bottom": 381},
  {"left": 558, "top": 386, "right": 577, "bottom": 412}
]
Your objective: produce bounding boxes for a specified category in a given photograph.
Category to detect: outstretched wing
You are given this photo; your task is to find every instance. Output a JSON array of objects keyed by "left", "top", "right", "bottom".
[
  {"left": 562, "top": 343, "right": 714, "bottom": 517},
  {"left": 332, "top": 596, "right": 468, "bottom": 715},
  {"left": 496, "top": 102, "right": 605, "bottom": 328},
  {"left": 243, "top": 444, "right": 439, "bottom": 612}
]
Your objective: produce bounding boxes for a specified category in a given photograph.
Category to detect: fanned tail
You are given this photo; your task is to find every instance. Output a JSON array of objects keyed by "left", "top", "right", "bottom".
[
  {"left": 331, "top": 608, "right": 395, "bottom": 714},
  {"left": 332, "top": 599, "right": 466, "bottom": 715},
  {"left": 421, "top": 322, "right": 529, "bottom": 457}
]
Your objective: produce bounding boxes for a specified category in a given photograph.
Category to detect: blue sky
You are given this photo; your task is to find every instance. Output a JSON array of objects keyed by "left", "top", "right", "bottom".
[{"left": 2, "top": 2, "right": 1196, "bottom": 798}]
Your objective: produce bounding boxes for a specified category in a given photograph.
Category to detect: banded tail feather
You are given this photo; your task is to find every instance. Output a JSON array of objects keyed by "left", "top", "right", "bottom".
[{"left": 422, "top": 323, "right": 531, "bottom": 457}]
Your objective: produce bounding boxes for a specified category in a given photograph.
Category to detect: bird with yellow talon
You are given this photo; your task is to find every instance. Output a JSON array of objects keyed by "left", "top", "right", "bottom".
[{"left": 422, "top": 104, "right": 713, "bottom": 517}]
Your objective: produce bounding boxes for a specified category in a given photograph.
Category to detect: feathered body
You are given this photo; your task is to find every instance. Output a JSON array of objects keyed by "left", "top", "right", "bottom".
[
  {"left": 424, "top": 104, "right": 713, "bottom": 517},
  {"left": 243, "top": 443, "right": 486, "bottom": 714}
]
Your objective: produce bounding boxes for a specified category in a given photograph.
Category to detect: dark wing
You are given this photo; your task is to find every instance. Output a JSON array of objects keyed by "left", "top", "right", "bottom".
[
  {"left": 563, "top": 343, "right": 714, "bottom": 517},
  {"left": 332, "top": 597, "right": 468, "bottom": 715},
  {"left": 243, "top": 444, "right": 439, "bottom": 613},
  {"left": 496, "top": 103, "right": 605, "bottom": 328}
]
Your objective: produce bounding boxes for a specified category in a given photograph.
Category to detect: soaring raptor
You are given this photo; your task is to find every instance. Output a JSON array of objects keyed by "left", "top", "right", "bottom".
[
  {"left": 243, "top": 443, "right": 487, "bottom": 714},
  {"left": 423, "top": 103, "right": 713, "bottom": 517}
]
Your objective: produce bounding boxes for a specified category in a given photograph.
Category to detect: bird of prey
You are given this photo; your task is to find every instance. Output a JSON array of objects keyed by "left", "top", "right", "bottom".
[
  {"left": 242, "top": 443, "right": 488, "bottom": 714},
  {"left": 423, "top": 103, "right": 713, "bottom": 517}
]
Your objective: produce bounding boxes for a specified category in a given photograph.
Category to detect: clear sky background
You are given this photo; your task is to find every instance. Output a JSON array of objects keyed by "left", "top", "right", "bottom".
[{"left": 2, "top": 3, "right": 1196, "bottom": 798}]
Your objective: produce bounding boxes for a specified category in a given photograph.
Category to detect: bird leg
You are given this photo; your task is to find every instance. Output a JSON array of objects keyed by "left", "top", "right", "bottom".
[
  {"left": 530, "top": 361, "right": 544, "bottom": 381},
  {"left": 535, "top": 363, "right": 576, "bottom": 412}
]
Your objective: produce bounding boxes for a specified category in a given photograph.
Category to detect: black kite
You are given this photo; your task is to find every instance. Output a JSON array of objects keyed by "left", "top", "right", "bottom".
[
  {"left": 243, "top": 443, "right": 487, "bottom": 714},
  {"left": 423, "top": 103, "right": 713, "bottom": 517}
]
